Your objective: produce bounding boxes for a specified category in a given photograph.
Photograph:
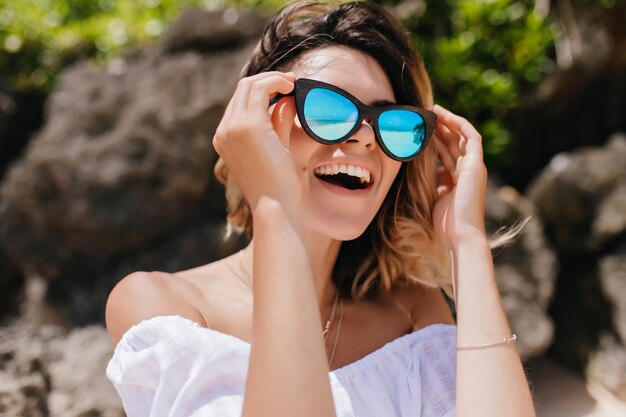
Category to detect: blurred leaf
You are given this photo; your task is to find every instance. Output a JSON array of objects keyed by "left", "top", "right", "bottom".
[{"left": 399, "top": 0, "right": 554, "bottom": 168}]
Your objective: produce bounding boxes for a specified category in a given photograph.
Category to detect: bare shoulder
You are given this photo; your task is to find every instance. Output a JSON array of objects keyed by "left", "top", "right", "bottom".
[
  {"left": 105, "top": 270, "right": 208, "bottom": 349},
  {"left": 402, "top": 284, "right": 456, "bottom": 331}
]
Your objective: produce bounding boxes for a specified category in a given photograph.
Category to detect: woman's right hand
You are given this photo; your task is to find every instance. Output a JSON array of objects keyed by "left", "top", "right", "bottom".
[{"left": 212, "top": 71, "right": 301, "bottom": 221}]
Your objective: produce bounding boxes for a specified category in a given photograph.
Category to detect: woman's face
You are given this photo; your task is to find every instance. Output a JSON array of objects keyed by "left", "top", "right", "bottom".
[{"left": 272, "top": 46, "right": 402, "bottom": 240}]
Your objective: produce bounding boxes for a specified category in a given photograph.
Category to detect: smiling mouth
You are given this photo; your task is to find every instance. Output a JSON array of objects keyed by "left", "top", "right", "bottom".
[{"left": 313, "top": 164, "right": 372, "bottom": 191}]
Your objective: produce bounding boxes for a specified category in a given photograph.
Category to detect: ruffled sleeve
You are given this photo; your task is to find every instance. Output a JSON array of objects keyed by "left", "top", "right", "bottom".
[{"left": 106, "top": 315, "right": 250, "bottom": 417}]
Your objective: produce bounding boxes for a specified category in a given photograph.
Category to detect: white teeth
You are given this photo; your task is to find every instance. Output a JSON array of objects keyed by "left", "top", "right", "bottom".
[{"left": 314, "top": 163, "right": 372, "bottom": 183}]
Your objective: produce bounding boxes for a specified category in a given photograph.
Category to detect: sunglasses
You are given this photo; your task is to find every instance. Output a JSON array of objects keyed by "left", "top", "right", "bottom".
[{"left": 269, "top": 78, "right": 436, "bottom": 162}]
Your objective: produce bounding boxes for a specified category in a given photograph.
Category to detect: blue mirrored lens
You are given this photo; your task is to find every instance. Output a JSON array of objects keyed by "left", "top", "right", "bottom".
[
  {"left": 304, "top": 88, "right": 358, "bottom": 141},
  {"left": 378, "top": 110, "right": 426, "bottom": 158}
]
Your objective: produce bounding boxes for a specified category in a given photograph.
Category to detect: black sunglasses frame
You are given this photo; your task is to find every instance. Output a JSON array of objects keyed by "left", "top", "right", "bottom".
[{"left": 270, "top": 78, "right": 436, "bottom": 162}]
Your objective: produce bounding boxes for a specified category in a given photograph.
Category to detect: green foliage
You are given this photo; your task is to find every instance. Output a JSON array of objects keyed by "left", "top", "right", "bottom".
[
  {"left": 0, "top": 0, "right": 233, "bottom": 89},
  {"left": 592, "top": 0, "right": 626, "bottom": 8},
  {"left": 393, "top": 0, "right": 555, "bottom": 165},
  {"left": 0, "top": 0, "right": 293, "bottom": 90},
  {"left": 1, "top": 0, "right": 558, "bottom": 167}
]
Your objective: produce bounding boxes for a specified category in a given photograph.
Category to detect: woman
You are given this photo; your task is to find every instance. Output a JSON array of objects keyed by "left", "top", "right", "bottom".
[{"left": 105, "top": 2, "right": 536, "bottom": 416}]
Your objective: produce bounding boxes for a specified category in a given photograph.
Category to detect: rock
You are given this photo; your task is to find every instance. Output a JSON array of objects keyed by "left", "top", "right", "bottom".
[
  {"left": 567, "top": 239, "right": 626, "bottom": 400},
  {"left": 600, "top": 240, "right": 626, "bottom": 341},
  {"left": 586, "top": 332, "right": 626, "bottom": 402},
  {"left": 527, "top": 133, "right": 626, "bottom": 255},
  {"left": 0, "top": 324, "right": 58, "bottom": 417},
  {"left": 0, "top": 90, "right": 16, "bottom": 169},
  {"left": 528, "top": 135, "right": 626, "bottom": 399},
  {"left": 46, "top": 326, "right": 123, "bottom": 417},
  {"left": 0, "top": 86, "right": 44, "bottom": 322},
  {"left": 45, "top": 218, "right": 246, "bottom": 326},
  {"left": 485, "top": 180, "right": 558, "bottom": 360},
  {"left": 0, "top": 322, "right": 123, "bottom": 417},
  {"left": 0, "top": 9, "right": 261, "bottom": 281},
  {"left": 586, "top": 239, "right": 626, "bottom": 400},
  {"left": 155, "top": 8, "right": 264, "bottom": 54},
  {"left": 504, "top": 2, "right": 626, "bottom": 189},
  {"left": 594, "top": 184, "right": 626, "bottom": 243},
  {"left": 0, "top": 248, "right": 25, "bottom": 321},
  {"left": 0, "top": 86, "right": 46, "bottom": 180},
  {"left": 546, "top": 257, "right": 613, "bottom": 375}
]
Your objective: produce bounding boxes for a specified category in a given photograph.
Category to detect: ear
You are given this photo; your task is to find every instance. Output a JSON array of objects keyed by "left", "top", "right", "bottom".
[{"left": 271, "top": 97, "right": 299, "bottom": 147}]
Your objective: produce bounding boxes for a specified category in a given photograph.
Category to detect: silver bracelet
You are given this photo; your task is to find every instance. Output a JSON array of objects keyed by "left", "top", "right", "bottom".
[{"left": 457, "top": 334, "right": 518, "bottom": 351}]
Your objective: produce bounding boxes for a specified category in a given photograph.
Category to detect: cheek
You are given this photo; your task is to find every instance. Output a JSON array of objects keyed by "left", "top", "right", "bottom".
[
  {"left": 288, "top": 115, "right": 307, "bottom": 153},
  {"left": 286, "top": 126, "right": 317, "bottom": 172},
  {"left": 381, "top": 161, "right": 402, "bottom": 191}
]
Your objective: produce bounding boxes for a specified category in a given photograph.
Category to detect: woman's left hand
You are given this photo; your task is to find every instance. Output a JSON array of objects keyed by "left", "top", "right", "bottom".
[{"left": 431, "top": 104, "right": 488, "bottom": 251}]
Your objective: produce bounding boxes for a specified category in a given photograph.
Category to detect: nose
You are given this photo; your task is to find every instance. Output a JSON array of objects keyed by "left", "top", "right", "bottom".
[{"left": 344, "top": 117, "right": 376, "bottom": 151}]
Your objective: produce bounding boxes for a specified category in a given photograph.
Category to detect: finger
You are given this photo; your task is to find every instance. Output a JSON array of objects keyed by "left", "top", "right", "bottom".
[
  {"left": 224, "top": 72, "right": 291, "bottom": 125},
  {"left": 435, "top": 122, "right": 462, "bottom": 161},
  {"left": 222, "top": 95, "right": 235, "bottom": 124},
  {"left": 435, "top": 135, "right": 458, "bottom": 184},
  {"left": 434, "top": 104, "right": 482, "bottom": 160},
  {"left": 437, "top": 121, "right": 467, "bottom": 158},
  {"left": 231, "top": 79, "right": 251, "bottom": 120},
  {"left": 231, "top": 71, "right": 295, "bottom": 121},
  {"left": 433, "top": 104, "right": 480, "bottom": 139},
  {"left": 213, "top": 96, "right": 236, "bottom": 155},
  {"left": 247, "top": 73, "right": 295, "bottom": 113}
]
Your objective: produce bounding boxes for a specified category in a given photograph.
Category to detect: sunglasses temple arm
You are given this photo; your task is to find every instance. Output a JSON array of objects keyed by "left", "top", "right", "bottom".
[{"left": 268, "top": 91, "right": 295, "bottom": 107}]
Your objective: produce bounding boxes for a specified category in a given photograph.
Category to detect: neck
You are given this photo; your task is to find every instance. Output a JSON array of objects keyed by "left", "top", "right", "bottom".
[{"left": 241, "top": 229, "right": 342, "bottom": 312}]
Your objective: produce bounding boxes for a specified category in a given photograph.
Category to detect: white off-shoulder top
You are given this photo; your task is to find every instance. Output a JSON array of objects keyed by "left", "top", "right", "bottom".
[{"left": 106, "top": 315, "right": 457, "bottom": 417}]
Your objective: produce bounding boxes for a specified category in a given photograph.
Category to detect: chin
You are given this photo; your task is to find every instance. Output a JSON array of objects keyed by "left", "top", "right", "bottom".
[
  {"left": 304, "top": 211, "right": 373, "bottom": 241},
  {"left": 326, "top": 227, "right": 366, "bottom": 241}
]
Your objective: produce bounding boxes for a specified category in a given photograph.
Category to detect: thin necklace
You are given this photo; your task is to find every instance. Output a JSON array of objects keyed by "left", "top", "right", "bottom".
[
  {"left": 224, "top": 251, "right": 340, "bottom": 340},
  {"left": 323, "top": 292, "right": 339, "bottom": 342},
  {"left": 328, "top": 297, "right": 343, "bottom": 370},
  {"left": 222, "top": 252, "right": 253, "bottom": 290}
]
